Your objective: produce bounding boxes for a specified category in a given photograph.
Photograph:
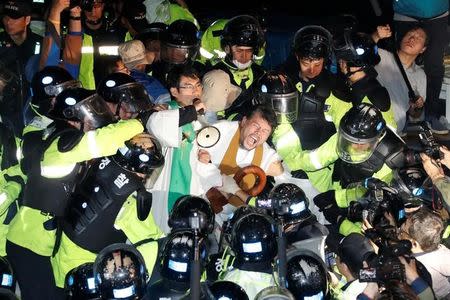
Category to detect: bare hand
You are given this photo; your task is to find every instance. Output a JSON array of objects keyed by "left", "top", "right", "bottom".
[
  {"left": 197, "top": 149, "right": 211, "bottom": 164},
  {"left": 420, "top": 152, "right": 444, "bottom": 182},
  {"left": 193, "top": 99, "right": 206, "bottom": 113},
  {"left": 410, "top": 96, "right": 424, "bottom": 109},
  {"left": 440, "top": 146, "right": 450, "bottom": 169},
  {"left": 52, "top": 0, "right": 70, "bottom": 13},
  {"left": 70, "top": 6, "right": 81, "bottom": 17},
  {"left": 376, "top": 25, "right": 392, "bottom": 39},
  {"left": 398, "top": 256, "right": 420, "bottom": 285},
  {"left": 153, "top": 104, "right": 168, "bottom": 112}
]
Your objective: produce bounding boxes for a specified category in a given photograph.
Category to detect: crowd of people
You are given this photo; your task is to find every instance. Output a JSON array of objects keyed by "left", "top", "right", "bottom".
[{"left": 0, "top": 0, "right": 449, "bottom": 299}]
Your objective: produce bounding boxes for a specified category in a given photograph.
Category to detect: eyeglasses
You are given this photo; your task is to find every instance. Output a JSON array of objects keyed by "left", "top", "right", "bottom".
[{"left": 178, "top": 83, "right": 203, "bottom": 91}]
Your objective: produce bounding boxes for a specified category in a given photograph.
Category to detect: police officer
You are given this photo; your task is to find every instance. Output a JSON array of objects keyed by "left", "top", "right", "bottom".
[
  {"left": 97, "top": 72, "right": 153, "bottom": 120},
  {"left": 121, "top": 2, "right": 149, "bottom": 41},
  {"left": 6, "top": 87, "right": 146, "bottom": 299},
  {"left": 151, "top": 19, "right": 202, "bottom": 86},
  {"left": 213, "top": 15, "right": 265, "bottom": 93},
  {"left": 313, "top": 103, "right": 407, "bottom": 235},
  {"left": 94, "top": 243, "right": 149, "bottom": 299},
  {"left": 222, "top": 212, "right": 277, "bottom": 299},
  {"left": 334, "top": 31, "right": 396, "bottom": 128},
  {"left": 79, "top": 0, "right": 127, "bottom": 89},
  {"left": 261, "top": 70, "right": 351, "bottom": 193},
  {"left": 147, "top": 229, "right": 208, "bottom": 299},
  {"left": 0, "top": 0, "right": 42, "bottom": 134},
  {"left": 52, "top": 133, "right": 165, "bottom": 291}
]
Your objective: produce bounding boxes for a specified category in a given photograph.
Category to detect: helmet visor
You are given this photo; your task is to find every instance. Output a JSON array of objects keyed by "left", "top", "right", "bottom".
[
  {"left": 160, "top": 44, "right": 198, "bottom": 64},
  {"left": 269, "top": 92, "right": 299, "bottom": 124},
  {"left": 337, "top": 128, "right": 380, "bottom": 164},
  {"left": 44, "top": 80, "right": 82, "bottom": 97},
  {"left": 112, "top": 83, "right": 153, "bottom": 114},
  {"left": 64, "top": 94, "right": 115, "bottom": 130}
]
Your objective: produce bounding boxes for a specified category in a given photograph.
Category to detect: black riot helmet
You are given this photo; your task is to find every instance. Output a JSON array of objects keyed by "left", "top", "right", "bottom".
[
  {"left": 221, "top": 15, "right": 264, "bottom": 54},
  {"left": 65, "top": 263, "right": 100, "bottom": 300},
  {"left": 286, "top": 249, "right": 328, "bottom": 300},
  {"left": 168, "top": 195, "right": 215, "bottom": 235},
  {"left": 0, "top": 257, "right": 15, "bottom": 292},
  {"left": 159, "top": 230, "right": 208, "bottom": 289},
  {"left": 293, "top": 25, "right": 332, "bottom": 59},
  {"left": 230, "top": 212, "right": 277, "bottom": 267},
  {"left": 50, "top": 88, "right": 115, "bottom": 130},
  {"left": 256, "top": 71, "right": 299, "bottom": 124},
  {"left": 160, "top": 20, "right": 200, "bottom": 65},
  {"left": 93, "top": 243, "right": 148, "bottom": 300},
  {"left": 135, "top": 22, "right": 168, "bottom": 44},
  {"left": 223, "top": 206, "right": 264, "bottom": 244},
  {"left": 333, "top": 31, "right": 381, "bottom": 69},
  {"left": 97, "top": 73, "right": 153, "bottom": 116},
  {"left": 268, "top": 183, "right": 313, "bottom": 225},
  {"left": 209, "top": 281, "right": 249, "bottom": 300},
  {"left": 113, "top": 133, "right": 164, "bottom": 175},
  {"left": 392, "top": 167, "right": 433, "bottom": 208},
  {"left": 31, "top": 66, "right": 82, "bottom": 116},
  {"left": 337, "top": 103, "right": 386, "bottom": 164}
]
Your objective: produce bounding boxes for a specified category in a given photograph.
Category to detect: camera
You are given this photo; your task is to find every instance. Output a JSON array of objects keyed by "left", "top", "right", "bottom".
[
  {"left": 348, "top": 185, "right": 403, "bottom": 227},
  {"left": 359, "top": 228, "right": 412, "bottom": 284},
  {"left": 405, "top": 128, "right": 443, "bottom": 165},
  {"left": 70, "top": 0, "right": 96, "bottom": 11}
]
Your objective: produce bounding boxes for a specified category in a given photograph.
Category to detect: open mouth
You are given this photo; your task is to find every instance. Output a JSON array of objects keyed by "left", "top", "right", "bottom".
[{"left": 248, "top": 135, "right": 259, "bottom": 147}]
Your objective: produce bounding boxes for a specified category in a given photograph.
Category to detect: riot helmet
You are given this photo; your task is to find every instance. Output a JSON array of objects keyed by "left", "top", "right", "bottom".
[
  {"left": 97, "top": 73, "right": 153, "bottom": 117},
  {"left": 50, "top": 88, "right": 115, "bottom": 130},
  {"left": 221, "top": 15, "right": 264, "bottom": 54},
  {"left": 160, "top": 20, "right": 200, "bottom": 65},
  {"left": 293, "top": 25, "right": 332, "bottom": 60},
  {"left": 256, "top": 71, "right": 298, "bottom": 124},
  {"left": 337, "top": 103, "right": 386, "bottom": 164},
  {"left": 0, "top": 257, "right": 15, "bottom": 292},
  {"left": 93, "top": 243, "right": 148, "bottom": 300},
  {"left": 230, "top": 212, "right": 277, "bottom": 267},
  {"left": 65, "top": 262, "right": 100, "bottom": 300},
  {"left": 268, "top": 183, "right": 313, "bottom": 225},
  {"left": 286, "top": 249, "right": 328, "bottom": 300},
  {"left": 334, "top": 31, "right": 381, "bottom": 69},
  {"left": 209, "top": 281, "right": 249, "bottom": 300},
  {"left": 255, "top": 286, "right": 295, "bottom": 300},
  {"left": 168, "top": 195, "right": 215, "bottom": 235},
  {"left": 113, "top": 133, "right": 164, "bottom": 175},
  {"left": 159, "top": 230, "right": 208, "bottom": 290},
  {"left": 31, "top": 66, "right": 81, "bottom": 115}
]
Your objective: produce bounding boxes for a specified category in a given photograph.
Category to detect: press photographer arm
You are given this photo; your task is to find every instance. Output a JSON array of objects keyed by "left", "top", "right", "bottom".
[
  {"left": 420, "top": 151, "right": 450, "bottom": 212},
  {"left": 398, "top": 256, "right": 435, "bottom": 300}
]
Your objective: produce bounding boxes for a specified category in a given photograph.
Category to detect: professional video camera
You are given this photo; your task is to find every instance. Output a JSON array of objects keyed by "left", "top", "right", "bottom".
[
  {"left": 359, "top": 228, "right": 412, "bottom": 284},
  {"left": 405, "top": 126, "right": 443, "bottom": 165},
  {"left": 347, "top": 179, "right": 404, "bottom": 227}
]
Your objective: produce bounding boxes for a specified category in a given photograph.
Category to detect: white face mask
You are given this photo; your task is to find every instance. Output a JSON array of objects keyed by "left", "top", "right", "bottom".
[{"left": 232, "top": 59, "right": 252, "bottom": 70}]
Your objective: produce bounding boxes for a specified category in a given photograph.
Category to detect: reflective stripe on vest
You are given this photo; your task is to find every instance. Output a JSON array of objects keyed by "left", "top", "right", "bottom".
[
  {"left": 41, "top": 163, "right": 76, "bottom": 178},
  {"left": 79, "top": 34, "right": 96, "bottom": 90}
]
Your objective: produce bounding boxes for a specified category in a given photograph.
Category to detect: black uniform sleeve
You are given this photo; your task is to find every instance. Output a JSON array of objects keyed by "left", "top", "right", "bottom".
[{"left": 178, "top": 105, "right": 197, "bottom": 127}]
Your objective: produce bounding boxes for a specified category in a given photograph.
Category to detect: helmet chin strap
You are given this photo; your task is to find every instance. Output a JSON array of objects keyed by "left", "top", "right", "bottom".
[{"left": 86, "top": 18, "right": 102, "bottom": 26}]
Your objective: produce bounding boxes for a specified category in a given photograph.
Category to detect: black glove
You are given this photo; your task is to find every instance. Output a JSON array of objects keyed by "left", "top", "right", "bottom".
[
  {"left": 291, "top": 169, "right": 309, "bottom": 179},
  {"left": 363, "top": 177, "right": 388, "bottom": 189},
  {"left": 136, "top": 189, "right": 152, "bottom": 221},
  {"left": 347, "top": 199, "right": 370, "bottom": 222},
  {"left": 314, "top": 190, "right": 346, "bottom": 225}
]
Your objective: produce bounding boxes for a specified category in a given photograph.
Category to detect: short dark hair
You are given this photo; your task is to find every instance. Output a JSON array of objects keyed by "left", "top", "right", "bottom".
[
  {"left": 408, "top": 207, "right": 443, "bottom": 252},
  {"left": 166, "top": 65, "right": 201, "bottom": 89},
  {"left": 243, "top": 104, "right": 277, "bottom": 132}
]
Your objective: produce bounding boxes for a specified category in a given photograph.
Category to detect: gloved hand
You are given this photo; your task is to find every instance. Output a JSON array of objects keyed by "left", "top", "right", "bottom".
[
  {"left": 291, "top": 169, "right": 309, "bottom": 179},
  {"left": 314, "top": 190, "right": 346, "bottom": 225},
  {"left": 363, "top": 177, "right": 388, "bottom": 189},
  {"left": 217, "top": 174, "right": 241, "bottom": 195},
  {"left": 347, "top": 198, "right": 370, "bottom": 222}
]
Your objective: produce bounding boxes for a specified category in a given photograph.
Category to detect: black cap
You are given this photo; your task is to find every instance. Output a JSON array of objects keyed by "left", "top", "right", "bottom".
[
  {"left": 3, "top": 0, "right": 31, "bottom": 19},
  {"left": 122, "top": 3, "right": 149, "bottom": 33},
  {"left": 338, "top": 233, "right": 375, "bottom": 273}
]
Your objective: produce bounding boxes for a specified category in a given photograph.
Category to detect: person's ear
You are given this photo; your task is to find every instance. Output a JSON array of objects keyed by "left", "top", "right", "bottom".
[
  {"left": 170, "top": 87, "right": 179, "bottom": 98},
  {"left": 25, "top": 16, "right": 31, "bottom": 26},
  {"left": 224, "top": 45, "right": 230, "bottom": 54}
]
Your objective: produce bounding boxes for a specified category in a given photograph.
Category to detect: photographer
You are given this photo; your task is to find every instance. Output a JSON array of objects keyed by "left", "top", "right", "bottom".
[
  {"left": 421, "top": 146, "right": 450, "bottom": 212},
  {"left": 399, "top": 208, "right": 450, "bottom": 298},
  {"left": 0, "top": 0, "right": 43, "bottom": 134}
]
